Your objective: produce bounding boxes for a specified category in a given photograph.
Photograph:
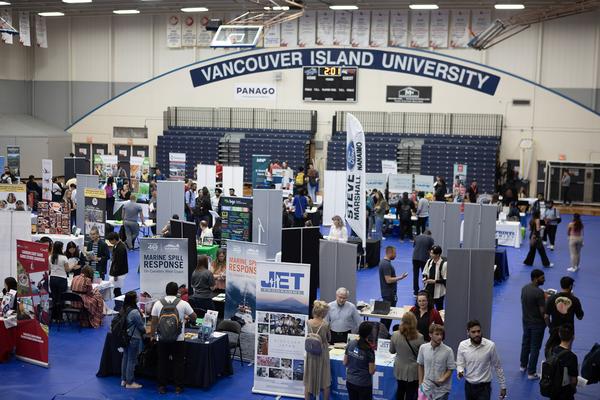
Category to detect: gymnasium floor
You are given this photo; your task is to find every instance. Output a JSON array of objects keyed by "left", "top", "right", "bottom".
[{"left": 2, "top": 213, "right": 599, "bottom": 400}]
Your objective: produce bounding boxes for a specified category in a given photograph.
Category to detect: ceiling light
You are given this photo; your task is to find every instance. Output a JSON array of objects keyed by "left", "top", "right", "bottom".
[
  {"left": 494, "top": 4, "right": 525, "bottom": 9},
  {"left": 62, "top": 0, "right": 92, "bottom": 3},
  {"left": 0, "top": 1, "right": 11, "bottom": 5},
  {"left": 113, "top": 9, "right": 140, "bottom": 14},
  {"left": 272, "top": 6, "right": 289, "bottom": 11},
  {"left": 181, "top": 7, "right": 209, "bottom": 13},
  {"left": 329, "top": 5, "right": 359, "bottom": 10},
  {"left": 409, "top": 4, "right": 439, "bottom": 9},
  {"left": 38, "top": 12, "right": 65, "bottom": 16}
]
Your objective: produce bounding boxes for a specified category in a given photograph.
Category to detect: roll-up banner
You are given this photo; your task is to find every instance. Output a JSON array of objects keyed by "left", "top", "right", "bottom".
[
  {"left": 253, "top": 260, "right": 311, "bottom": 398},
  {"left": 414, "top": 175, "right": 434, "bottom": 193},
  {"left": 453, "top": 163, "right": 468, "bottom": 198},
  {"left": 224, "top": 240, "right": 267, "bottom": 334},
  {"left": 42, "top": 159, "right": 52, "bottom": 201},
  {"left": 345, "top": 113, "right": 366, "bottom": 247},
  {"left": 140, "top": 238, "right": 188, "bottom": 299},
  {"left": 93, "top": 155, "right": 118, "bottom": 181},
  {"left": 220, "top": 196, "right": 252, "bottom": 242},
  {"left": 168, "top": 152, "right": 186, "bottom": 181},
  {"left": 130, "top": 156, "right": 150, "bottom": 200},
  {"left": 6, "top": 146, "right": 20, "bottom": 178},
  {"left": 252, "top": 155, "right": 271, "bottom": 188},
  {"left": 84, "top": 188, "right": 106, "bottom": 242},
  {"left": 15, "top": 240, "right": 50, "bottom": 367}
]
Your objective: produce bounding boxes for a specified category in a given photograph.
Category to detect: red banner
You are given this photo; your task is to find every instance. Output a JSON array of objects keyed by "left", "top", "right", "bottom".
[{"left": 16, "top": 240, "right": 50, "bottom": 367}]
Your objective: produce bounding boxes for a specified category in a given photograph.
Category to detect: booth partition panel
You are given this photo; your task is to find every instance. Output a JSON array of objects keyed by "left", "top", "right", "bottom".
[
  {"left": 463, "top": 204, "right": 497, "bottom": 249},
  {"left": 157, "top": 180, "right": 185, "bottom": 236},
  {"left": 319, "top": 240, "right": 358, "bottom": 304},
  {"left": 429, "top": 202, "right": 461, "bottom": 256},
  {"left": 252, "top": 189, "right": 283, "bottom": 260},
  {"left": 76, "top": 174, "right": 99, "bottom": 233}
]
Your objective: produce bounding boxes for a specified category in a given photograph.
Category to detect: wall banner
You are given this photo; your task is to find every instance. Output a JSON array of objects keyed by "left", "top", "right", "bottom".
[
  {"left": 351, "top": 10, "right": 371, "bottom": 47},
  {"left": 253, "top": 260, "right": 311, "bottom": 398},
  {"left": 18, "top": 12, "right": 31, "bottom": 47},
  {"left": 333, "top": 11, "right": 351, "bottom": 46},
  {"left": 280, "top": 19, "right": 298, "bottom": 47},
  {"left": 264, "top": 24, "right": 281, "bottom": 48},
  {"left": 370, "top": 11, "right": 389, "bottom": 48},
  {"left": 429, "top": 10, "right": 449, "bottom": 48},
  {"left": 389, "top": 10, "right": 409, "bottom": 47},
  {"left": 316, "top": 11, "right": 334, "bottom": 46},
  {"left": 410, "top": 11, "right": 430, "bottom": 48},
  {"left": 386, "top": 85, "right": 432, "bottom": 104},
  {"left": 182, "top": 15, "right": 196, "bottom": 47},
  {"left": 84, "top": 188, "right": 106, "bottom": 242},
  {"left": 298, "top": 10, "right": 316, "bottom": 47},
  {"left": 140, "top": 238, "right": 188, "bottom": 299},
  {"left": 34, "top": 15, "right": 47, "bottom": 48},
  {"left": 450, "top": 9, "right": 470, "bottom": 48},
  {"left": 1, "top": 10, "right": 13, "bottom": 44},
  {"left": 166, "top": 15, "right": 182, "bottom": 48}
]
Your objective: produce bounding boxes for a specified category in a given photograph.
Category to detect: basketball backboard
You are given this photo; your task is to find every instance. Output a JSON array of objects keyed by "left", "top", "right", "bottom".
[{"left": 211, "top": 25, "right": 263, "bottom": 48}]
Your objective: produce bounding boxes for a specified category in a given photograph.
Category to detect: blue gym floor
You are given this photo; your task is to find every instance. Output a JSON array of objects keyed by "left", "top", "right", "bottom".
[{"left": 2, "top": 214, "right": 599, "bottom": 400}]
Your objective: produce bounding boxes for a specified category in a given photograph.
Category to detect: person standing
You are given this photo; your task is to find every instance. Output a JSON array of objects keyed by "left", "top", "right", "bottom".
[
  {"left": 412, "top": 231, "right": 434, "bottom": 296},
  {"left": 417, "top": 324, "right": 456, "bottom": 400},
  {"left": 542, "top": 200, "right": 561, "bottom": 251},
  {"left": 214, "top": 160, "right": 223, "bottom": 183},
  {"left": 189, "top": 255, "right": 216, "bottom": 314},
  {"left": 85, "top": 226, "right": 110, "bottom": 279},
  {"left": 434, "top": 177, "right": 447, "bottom": 202},
  {"left": 325, "top": 287, "right": 362, "bottom": 344},
  {"left": 121, "top": 194, "right": 144, "bottom": 250},
  {"left": 523, "top": 211, "right": 552, "bottom": 268},
  {"left": 194, "top": 187, "right": 213, "bottom": 231},
  {"left": 456, "top": 320, "right": 507, "bottom": 400},
  {"left": 396, "top": 192, "right": 415, "bottom": 242},
  {"left": 49, "top": 241, "right": 76, "bottom": 322},
  {"left": 210, "top": 188, "right": 222, "bottom": 214},
  {"left": 104, "top": 176, "right": 116, "bottom": 220},
  {"left": 107, "top": 232, "right": 128, "bottom": 298},
  {"left": 304, "top": 300, "right": 331, "bottom": 400},
  {"left": 327, "top": 215, "right": 348, "bottom": 242},
  {"left": 561, "top": 170, "right": 572, "bottom": 206},
  {"left": 150, "top": 282, "right": 196, "bottom": 395},
  {"left": 422, "top": 246, "right": 447, "bottom": 311},
  {"left": 378, "top": 246, "right": 408, "bottom": 331},
  {"left": 211, "top": 248, "right": 227, "bottom": 293},
  {"left": 343, "top": 321, "right": 376, "bottom": 400},
  {"left": 415, "top": 192, "right": 429, "bottom": 235},
  {"left": 546, "top": 324, "right": 579, "bottom": 400},
  {"left": 153, "top": 168, "right": 166, "bottom": 181},
  {"left": 293, "top": 188, "right": 309, "bottom": 227},
  {"left": 306, "top": 163, "right": 319, "bottom": 202},
  {"left": 120, "top": 291, "right": 146, "bottom": 390},
  {"left": 184, "top": 182, "right": 197, "bottom": 222},
  {"left": 520, "top": 269, "right": 547, "bottom": 380},
  {"left": 409, "top": 291, "right": 444, "bottom": 342},
  {"left": 390, "top": 312, "right": 425, "bottom": 400},
  {"left": 543, "top": 276, "right": 584, "bottom": 358},
  {"left": 373, "top": 191, "right": 388, "bottom": 240},
  {"left": 467, "top": 180, "right": 479, "bottom": 204},
  {"left": 567, "top": 214, "right": 584, "bottom": 272}
]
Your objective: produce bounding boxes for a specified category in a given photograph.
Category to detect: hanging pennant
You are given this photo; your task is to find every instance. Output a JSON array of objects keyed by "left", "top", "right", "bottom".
[
  {"left": 181, "top": 15, "right": 196, "bottom": 47},
  {"left": 19, "top": 12, "right": 30, "bottom": 47},
  {"left": 166, "top": 14, "right": 182, "bottom": 48},
  {"left": 1, "top": 10, "right": 14, "bottom": 44},
  {"left": 35, "top": 15, "right": 47, "bottom": 48}
]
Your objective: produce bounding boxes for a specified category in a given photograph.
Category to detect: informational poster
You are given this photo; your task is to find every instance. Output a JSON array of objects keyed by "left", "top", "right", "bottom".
[
  {"left": 264, "top": 24, "right": 280, "bottom": 48},
  {"left": 83, "top": 188, "right": 106, "bottom": 242},
  {"left": 34, "top": 15, "right": 47, "bottom": 48},
  {"left": 253, "top": 260, "right": 310, "bottom": 398},
  {"left": 381, "top": 160, "right": 397, "bottom": 175},
  {"left": 93, "top": 154, "right": 118, "bottom": 181},
  {"left": 386, "top": 85, "right": 432, "bottom": 104},
  {"left": 297, "top": 10, "right": 316, "bottom": 47},
  {"left": 18, "top": 12, "right": 30, "bottom": 47},
  {"left": 280, "top": 19, "right": 298, "bottom": 47},
  {"left": 450, "top": 9, "right": 470, "bottom": 48},
  {"left": 370, "top": 11, "right": 389, "bottom": 47},
  {"left": 316, "top": 11, "right": 334, "bottom": 46},
  {"left": 414, "top": 175, "right": 434, "bottom": 192},
  {"left": 140, "top": 238, "right": 188, "bottom": 299},
  {"left": 41, "top": 159, "right": 52, "bottom": 201},
  {"left": 181, "top": 15, "right": 196, "bottom": 47},
  {"left": 6, "top": 146, "right": 20, "bottom": 177},
  {"left": 410, "top": 11, "right": 430, "bottom": 48},
  {"left": 389, "top": 10, "right": 409, "bottom": 47},
  {"left": 388, "top": 174, "right": 413, "bottom": 205},
  {"left": 196, "top": 16, "right": 214, "bottom": 47},
  {"left": 129, "top": 156, "right": 150, "bottom": 198},
  {"left": 345, "top": 113, "right": 366, "bottom": 246},
  {"left": 15, "top": 240, "right": 50, "bottom": 367},
  {"left": 365, "top": 173, "right": 387, "bottom": 194},
  {"left": 1, "top": 10, "right": 13, "bottom": 44},
  {"left": 453, "top": 163, "right": 468, "bottom": 198},
  {"left": 0, "top": 184, "right": 27, "bottom": 211},
  {"left": 220, "top": 196, "right": 252, "bottom": 242},
  {"left": 471, "top": 9, "right": 492, "bottom": 37},
  {"left": 252, "top": 154, "right": 271, "bottom": 188},
  {"left": 351, "top": 10, "right": 370, "bottom": 47},
  {"left": 166, "top": 14, "right": 182, "bottom": 48},
  {"left": 224, "top": 240, "right": 267, "bottom": 334},
  {"left": 429, "top": 9, "right": 449, "bottom": 48},
  {"left": 36, "top": 201, "right": 71, "bottom": 234},
  {"left": 168, "top": 152, "right": 186, "bottom": 181},
  {"left": 333, "top": 11, "right": 351, "bottom": 46}
]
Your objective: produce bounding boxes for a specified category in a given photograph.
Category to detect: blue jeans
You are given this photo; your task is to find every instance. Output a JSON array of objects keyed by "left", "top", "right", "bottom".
[
  {"left": 374, "top": 216, "right": 384, "bottom": 239},
  {"left": 121, "top": 337, "right": 142, "bottom": 384},
  {"left": 123, "top": 220, "right": 140, "bottom": 249},
  {"left": 520, "top": 322, "right": 545, "bottom": 375}
]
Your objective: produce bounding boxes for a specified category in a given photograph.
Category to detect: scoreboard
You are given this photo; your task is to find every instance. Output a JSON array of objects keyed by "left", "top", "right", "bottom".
[{"left": 302, "top": 66, "right": 358, "bottom": 102}]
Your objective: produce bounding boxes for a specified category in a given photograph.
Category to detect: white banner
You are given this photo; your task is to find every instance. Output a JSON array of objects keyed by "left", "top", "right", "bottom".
[
  {"left": 264, "top": 24, "right": 281, "bottom": 48},
  {"left": 345, "top": 113, "right": 366, "bottom": 246},
  {"left": 1, "top": 10, "right": 13, "bottom": 44},
  {"left": 351, "top": 10, "right": 370, "bottom": 47},
  {"left": 140, "top": 238, "right": 188, "bottom": 299},
  {"left": 410, "top": 11, "right": 430, "bottom": 48},
  {"left": 225, "top": 240, "right": 267, "bottom": 333},
  {"left": 280, "top": 19, "right": 298, "bottom": 47},
  {"left": 333, "top": 11, "right": 352, "bottom": 46},
  {"left": 471, "top": 9, "right": 492, "bottom": 36},
  {"left": 429, "top": 10, "right": 449, "bottom": 48},
  {"left": 389, "top": 10, "right": 409, "bottom": 47},
  {"left": 41, "top": 159, "right": 52, "bottom": 201},
  {"left": 388, "top": 173, "right": 413, "bottom": 194},
  {"left": 196, "top": 16, "right": 214, "bottom": 47},
  {"left": 414, "top": 175, "right": 434, "bottom": 192},
  {"left": 196, "top": 164, "right": 216, "bottom": 192},
  {"left": 370, "top": 11, "right": 389, "bottom": 47},
  {"left": 234, "top": 84, "right": 276, "bottom": 101},
  {"left": 316, "top": 11, "right": 334, "bottom": 46},
  {"left": 166, "top": 15, "right": 182, "bottom": 48},
  {"left": 18, "top": 12, "right": 30, "bottom": 47},
  {"left": 323, "top": 170, "right": 347, "bottom": 226},
  {"left": 253, "top": 260, "right": 310, "bottom": 398},
  {"left": 381, "top": 160, "right": 397, "bottom": 174},
  {"left": 365, "top": 173, "right": 387, "bottom": 193},
  {"left": 34, "top": 15, "right": 47, "bottom": 48},
  {"left": 181, "top": 15, "right": 196, "bottom": 47},
  {"left": 222, "top": 166, "right": 244, "bottom": 198},
  {"left": 298, "top": 10, "right": 316, "bottom": 47},
  {"left": 450, "top": 9, "right": 470, "bottom": 48}
]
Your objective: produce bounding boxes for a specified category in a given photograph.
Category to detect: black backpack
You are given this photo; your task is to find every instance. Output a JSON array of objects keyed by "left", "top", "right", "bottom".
[
  {"left": 111, "top": 307, "right": 133, "bottom": 349},
  {"left": 540, "top": 348, "right": 569, "bottom": 397},
  {"left": 581, "top": 343, "right": 600, "bottom": 384},
  {"left": 157, "top": 298, "right": 182, "bottom": 343}
]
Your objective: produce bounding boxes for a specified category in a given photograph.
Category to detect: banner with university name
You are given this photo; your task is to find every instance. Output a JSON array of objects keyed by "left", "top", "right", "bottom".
[
  {"left": 0, "top": 184, "right": 27, "bottom": 211},
  {"left": 389, "top": 10, "right": 409, "bottom": 47},
  {"left": 351, "top": 10, "right": 370, "bottom": 47},
  {"left": 84, "top": 188, "right": 106, "bottom": 242},
  {"left": 16, "top": 240, "right": 50, "bottom": 367},
  {"left": 19, "top": 12, "right": 30, "bottom": 47},
  {"left": 410, "top": 11, "right": 430, "bottom": 48},
  {"left": 166, "top": 15, "right": 182, "bottom": 48},
  {"left": 298, "top": 10, "right": 316, "bottom": 47},
  {"left": 224, "top": 240, "right": 267, "bottom": 334},
  {"left": 333, "top": 11, "right": 351, "bottom": 46},
  {"left": 450, "top": 9, "right": 470, "bottom": 48},
  {"left": 280, "top": 19, "right": 298, "bottom": 47},
  {"left": 316, "top": 11, "right": 333, "bottom": 46},
  {"left": 430, "top": 10, "right": 449, "bottom": 48},
  {"left": 370, "top": 11, "right": 389, "bottom": 48},
  {"left": 140, "top": 238, "right": 188, "bottom": 298},
  {"left": 253, "top": 260, "right": 310, "bottom": 398},
  {"left": 345, "top": 113, "right": 366, "bottom": 246}
]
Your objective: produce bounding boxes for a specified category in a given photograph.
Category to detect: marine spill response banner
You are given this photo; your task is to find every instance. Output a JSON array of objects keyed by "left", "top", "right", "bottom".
[
  {"left": 345, "top": 113, "right": 366, "bottom": 247},
  {"left": 16, "top": 240, "right": 50, "bottom": 367},
  {"left": 253, "top": 260, "right": 310, "bottom": 398},
  {"left": 84, "top": 188, "right": 106, "bottom": 242},
  {"left": 140, "top": 238, "right": 188, "bottom": 299}
]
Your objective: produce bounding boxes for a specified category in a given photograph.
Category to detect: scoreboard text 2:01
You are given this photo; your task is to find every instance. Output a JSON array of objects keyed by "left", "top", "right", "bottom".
[{"left": 302, "top": 66, "right": 358, "bottom": 102}]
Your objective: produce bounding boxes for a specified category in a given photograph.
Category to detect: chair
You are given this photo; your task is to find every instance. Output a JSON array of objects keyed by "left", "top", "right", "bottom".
[
  {"left": 60, "top": 291, "right": 87, "bottom": 332},
  {"left": 217, "top": 319, "right": 244, "bottom": 366}
]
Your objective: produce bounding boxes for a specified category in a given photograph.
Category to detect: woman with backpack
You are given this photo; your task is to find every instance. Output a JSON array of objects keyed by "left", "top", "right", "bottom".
[
  {"left": 344, "top": 321, "right": 376, "bottom": 400},
  {"left": 120, "top": 291, "right": 145, "bottom": 390},
  {"left": 304, "top": 300, "right": 331, "bottom": 400}
]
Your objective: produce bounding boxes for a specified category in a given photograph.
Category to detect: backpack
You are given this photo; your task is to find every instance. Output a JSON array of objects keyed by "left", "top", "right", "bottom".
[
  {"left": 111, "top": 307, "right": 133, "bottom": 349},
  {"left": 305, "top": 323, "right": 324, "bottom": 356},
  {"left": 157, "top": 298, "right": 182, "bottom": 343},
  {"left": 581, "top": 343, "right": 600, "bottom": 384},
  {"left": 539, "top": 348, "right": 569, "bottom": 397},
  {"left": 295, "top": 172, "right": 305, "bottom": 186}
]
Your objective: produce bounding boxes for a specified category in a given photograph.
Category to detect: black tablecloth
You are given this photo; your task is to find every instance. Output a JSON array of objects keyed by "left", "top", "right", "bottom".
[
  {"left": 96, "top": 330, "right": 233, "bottom": 388},
  {"left": 347, "top": 238, "right": 381, "bottom": 268},
  {"left": 495, "top": 248, "right": 510, "bottom": 282}
]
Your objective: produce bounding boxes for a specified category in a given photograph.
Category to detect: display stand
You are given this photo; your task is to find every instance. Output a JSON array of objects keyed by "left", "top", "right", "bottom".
[
  {"left": 197, "top": 164, "right": 216, "bottom": 192},
  {"left": 222, "top": 166, "right": 244, "bottom": 197},
  {"left": 0, "top": 211, "right": 32, "bottom": 279},
  {"left": 64, "top": 157, "right": 90, "bottom": 181},
  {"left": 463, "top": 203, "right": 497, "bottom": 249},
  {"left": 252, "top": 189, "right": 282, "bottom": 260},
  {"left": 76, "top": 174, "right": 99, "bottom": 233},
  {"left": 157, "top": 180, "right": 185, "bottom": 236},
  {"left": 323, "top": 170, "right": 346, "bottom": 226},
  {"left": 429, "top": 201, "right": 461, "bottom": 256},
  {"left": 319, "top": 240, "right": 357, "bottom": 304}
]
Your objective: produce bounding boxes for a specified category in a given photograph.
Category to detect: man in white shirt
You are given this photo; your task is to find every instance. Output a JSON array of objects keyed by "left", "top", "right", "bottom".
[
  {"left": 325, "top": 287, "right": 362, "bottom": 344},
  {"left": 457, "top": 320, "right": 507, "bottom": 400},
  {"left": 150, "top": 282, "right": 196, "bottom": 395},
  {"left": 210, "top": 188, "right": 222, "bottom": 212},
  {"left": 199, "top": 220, "right": 214, "bottom": 245}
]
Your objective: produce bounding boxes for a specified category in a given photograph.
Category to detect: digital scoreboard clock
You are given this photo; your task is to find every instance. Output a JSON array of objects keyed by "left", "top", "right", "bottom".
[{"left": 302, "top": 66, "right": 357, "bottom": 102}]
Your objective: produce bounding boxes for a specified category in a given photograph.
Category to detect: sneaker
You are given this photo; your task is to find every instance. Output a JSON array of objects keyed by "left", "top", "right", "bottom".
[
  {"left": 121, "top": 381, "right": 126, "bottom": 387},
  {"left": 567, "top": 267, "right": 578, "bottom": 272},
  {"left": 125, "top": 383, "right": 142, "bottom": 389},
  {"left": 527, "top": 373, "right": 540, "bottom": 380},
  {"left": 519, "top": 366, "right": 526, "bottom": 372},
  {"left": 542, "top": 241, "right": 547, "bottom": 246},
  {"left": 546, "top": 263, "right": 554, "bottom": 268},
  {"left": 550, "top": 245, "right": 555, "bottom": 251}
]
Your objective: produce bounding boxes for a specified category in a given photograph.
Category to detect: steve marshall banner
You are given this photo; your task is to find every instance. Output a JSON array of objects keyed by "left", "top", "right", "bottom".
[
  {"left": 345, "top": 113, "right": 366, "bottom": 246},
  {"left": 253, "top": 260, "right": 310, "bottom": 399},
  {"left": 140, "top": 238, "right": 188, "bottom": 298}
]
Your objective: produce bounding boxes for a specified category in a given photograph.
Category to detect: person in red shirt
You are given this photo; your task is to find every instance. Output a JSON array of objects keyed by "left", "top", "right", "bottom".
[{"left": 214, "top": 160, "right": 223, "bottom": 182}]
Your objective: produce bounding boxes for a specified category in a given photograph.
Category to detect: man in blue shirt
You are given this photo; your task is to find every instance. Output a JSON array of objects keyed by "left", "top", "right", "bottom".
[
  {"left": 326, "top": 287, "right": 362, "bottom": 344},
  {"left": 378, "top": 246, "right": 408, "bottom": 330},
  {"left": 293, "top": 188, "right": 308, "bottom": 227}
]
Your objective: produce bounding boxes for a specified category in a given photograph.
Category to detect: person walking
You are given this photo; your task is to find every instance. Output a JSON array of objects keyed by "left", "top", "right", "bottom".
[
  {"left": 561, "top": 170, "right": 572, "bottom": 206},
  {"left": 107, "top": 232, "right": 128, "bottom": 298},
  {"left": 378, "top": 246, "right": 408, "bottom": 331},
  {"left": 120, "top": 291, "right": 146, "bottom": 390},
  {"left": 456, "top": 320, "right": 507, "bottom": 400},
  {"left": 546, "top": 324, "right": 579, "bottom": 400},
  {"left": 523, "top": 211, "right": 552, "bottom": 268},
  {"left": 422, "top": 246, "right": 447, "bottom": 311},
  {"left": 567, "top": 214, "right": 584, "bottom": 272},
  {"left": 373, "top": 191, "right": 388, "bottom": 240},
  {"left": 390, "top": 312, "right": 425, "bottom": 400},
  {"left": 121, "top": 194, "right": 145, "bottom": 250},
  {"left": 417, "top": 324, "right": 455, "bottom": 400},
  {"left": 542, "top": 200, "right": 561, "bottom": 251},
  {"left": 412, "top": 231, "right": 434, "bottom": 296},
  {"left": 519, "top": 269, "right": 547, "bottom": 380},
  {"left": 415, "top": 192, "right": 429, "bottom": 235},
  {"left": 343, "top": 321, "right": 376, "bottom": 400},
  {"left": 304, "top": 300, "right": 331, "bottom": 400},
  {"left": 396, "top": 192, "right": 415, "bottom": 242}
]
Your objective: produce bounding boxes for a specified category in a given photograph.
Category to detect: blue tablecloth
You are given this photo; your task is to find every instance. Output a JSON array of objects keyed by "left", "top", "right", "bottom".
[
  {"left": 330, "top": 356, "right": 396, "bottom": 400},
  {"left": 495, "top": 248, "right": 510, "bottom": 282}
]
